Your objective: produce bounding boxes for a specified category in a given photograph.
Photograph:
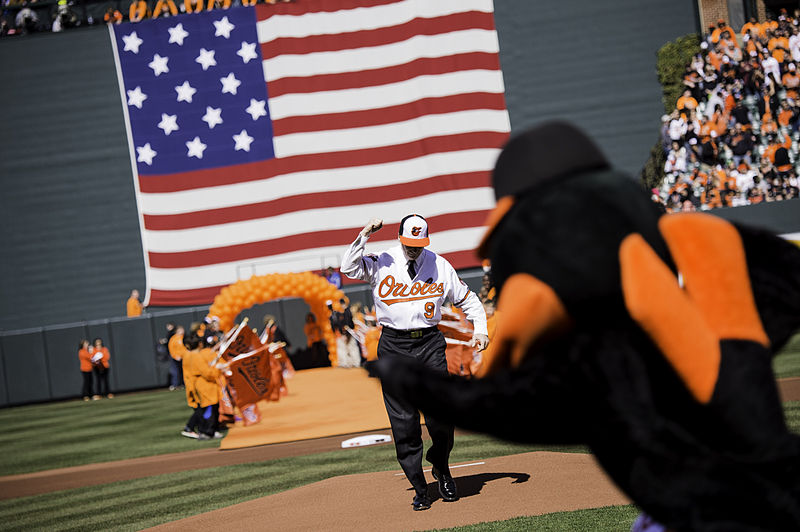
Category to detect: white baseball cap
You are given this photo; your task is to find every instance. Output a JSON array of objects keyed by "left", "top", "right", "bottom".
[{"left": 398, "top": 214, "right": 430, "bottom": 247}]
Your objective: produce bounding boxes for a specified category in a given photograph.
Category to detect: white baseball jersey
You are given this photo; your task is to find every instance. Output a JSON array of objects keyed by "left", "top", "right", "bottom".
[{"left": 341, "top": 233, "right": 488, "bottom": 335}]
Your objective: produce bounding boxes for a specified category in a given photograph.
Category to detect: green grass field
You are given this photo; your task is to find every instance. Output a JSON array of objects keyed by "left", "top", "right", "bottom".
[{"left": 0, "top": 338, "right": 797, "bottom": 531}]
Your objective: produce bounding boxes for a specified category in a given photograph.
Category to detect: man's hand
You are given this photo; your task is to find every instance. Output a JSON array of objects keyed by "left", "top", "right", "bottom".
[
  {"left": 361, "top": 218, "right": 383, "bottom": 237},
  {"left": 470, "top": 333, "right": 489, "bottom": 352}
]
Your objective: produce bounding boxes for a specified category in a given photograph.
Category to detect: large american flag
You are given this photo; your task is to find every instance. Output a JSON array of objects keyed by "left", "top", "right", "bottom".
[{"left": 111, "top": 0, "right": 509, "bottom": 306}]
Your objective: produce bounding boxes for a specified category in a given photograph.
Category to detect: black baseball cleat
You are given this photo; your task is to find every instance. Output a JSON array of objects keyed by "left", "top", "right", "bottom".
[
  {"left": 412, "top": 493, "right": 432, "bottom": 511},
  {"left": 431, "top": 467, "right": 458, "bottom": 501}
]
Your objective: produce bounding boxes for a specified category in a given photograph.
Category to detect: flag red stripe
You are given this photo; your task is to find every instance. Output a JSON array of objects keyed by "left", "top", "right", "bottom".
[
  {"left": 149, "top": 247, "right": 482, "bottom": 306},
  {"left": 143, "top": 171, "right": 490, "bottom": 231},
  {"left": 148, "top": 210, "right": 490, "bottom": 269},
  {"left": 138, "top": 131, "right": 507, "bottom": 193},
  {"left": 260, "top": 11, "right": 495, "bottom": 61},
  {"left": 273, "top": 91, "right": 505, "bottom": 136},
  {"left": 267, "top": 52, "right": 501, "bottom": 98},
  {"left": 254, "top": 0, "right": 399, "bottom": 21},
  {"left": 150, "top": 285, "right": 226, "bottom": 307}
]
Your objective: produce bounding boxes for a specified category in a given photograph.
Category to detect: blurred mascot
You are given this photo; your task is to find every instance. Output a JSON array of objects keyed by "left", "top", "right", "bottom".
[{"left": 369, "top": 122, "right": 800, "bottom": 531}]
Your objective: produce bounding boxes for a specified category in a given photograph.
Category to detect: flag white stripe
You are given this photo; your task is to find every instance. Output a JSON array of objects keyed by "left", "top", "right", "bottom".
[
  {"left": 140, "top": 148, "right": 500, "bottom": 215},
  {"left": 149, "top": 226, "right": 487, "bottom": 290},
  {"left": 144, "top": 187, "right": 494, "bottom": 253},
  {"left": 267, "top": 70, "right": 505, "bottom": 120},
  {"left": 256, "top": 0, "right": 494, "bottom": 42},
  {"left": 273, "top": 110, "right": 509, "bottom": 158},
  {"left": 262, "top": 29, "right": 499, "bottom": 82}
]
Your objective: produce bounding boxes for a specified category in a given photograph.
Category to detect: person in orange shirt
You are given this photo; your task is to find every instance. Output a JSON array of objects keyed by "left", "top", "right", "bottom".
[
  {"left": 91, "top": 338, "right": 114, "bottom": 399},
  {"left": 676, "top": 90, "right": 698, "bottom": 113},
  {"left": 181, "top": 334, "right": 223, "bottom": 439},
  {"left": 129, "top": 0, "right": 149, "bottom": 22},
  {"left": 103, "top": 7, "right": 122, "bottom": 24},
  {"left": 710, "top": 19, "right": 734, "bottom": 44},
  {"left": 152, "top": 0, "right": 178, "bottom": 18},
  {"left": 168, "top": 325, "right": 187, "bottom": 390},
  {"left": 741, "top": 17, "right": 759, "bottom": 39},
  {"left": 303, "top": 313, "right": 328, "bottom": 367},
  {"left": 782, "top": 63, "right": 800, "bottom": 101},
  {"left": 78, "top": 339, "right": 94, "bottom": 401},
  {"left": 127, "top": 289, "right": 142, "bottom": 317}
]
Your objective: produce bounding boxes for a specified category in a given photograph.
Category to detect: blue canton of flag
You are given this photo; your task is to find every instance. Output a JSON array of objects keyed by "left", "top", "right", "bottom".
[{"left": 112, "top": 7, "right": 274, "bottom": 176}]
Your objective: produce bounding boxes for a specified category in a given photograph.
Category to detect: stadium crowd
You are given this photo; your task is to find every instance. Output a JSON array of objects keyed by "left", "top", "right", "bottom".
[
  {"left": 655, "top": 11, "right": 800, "bottom": 212},
  {"left": 0, "top": 0, "right": 293, "bottom": 36}
]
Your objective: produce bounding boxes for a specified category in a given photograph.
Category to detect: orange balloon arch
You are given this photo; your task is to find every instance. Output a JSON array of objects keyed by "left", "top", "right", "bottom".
[{"left": 206, "top": 271, "right": 347, "bottom": 365}]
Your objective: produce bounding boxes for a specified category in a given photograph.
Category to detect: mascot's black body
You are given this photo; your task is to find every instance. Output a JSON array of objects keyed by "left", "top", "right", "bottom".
[{"left": 369, "top": 122, "right": 800, "bottom": 531}]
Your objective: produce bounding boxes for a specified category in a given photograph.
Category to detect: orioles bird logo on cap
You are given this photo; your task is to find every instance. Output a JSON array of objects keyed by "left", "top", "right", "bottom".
[{"left": 411, "top": 227, "right": 422, "bottom": 236}]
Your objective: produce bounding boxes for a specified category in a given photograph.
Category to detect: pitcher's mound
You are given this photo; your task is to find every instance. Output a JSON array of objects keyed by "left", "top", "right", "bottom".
[{"left": 149, "top": 451, "right": 630, "bottom": 531}]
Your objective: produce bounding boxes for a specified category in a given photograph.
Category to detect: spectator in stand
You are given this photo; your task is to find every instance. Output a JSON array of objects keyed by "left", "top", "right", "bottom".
[
  {"left": 710, "top": 19, "right": 735, "bottom": 45},
  {"left": 789, "top": 26, "right": 800, "bottom": 62},
  {"left": 104, "top": 7, "right": 123, "bottom": 24},
  {"left": 668, "top": 111, "right": 687, "bottom": 143},
  {"left": 742, "top": 17, "right": 760, "bottom": 40},
  {"left": 782, "top": 62, "right": 800, "bottom": 101},
  {"left": 15, "top": 1, "right": 38, "bottom": 35},
  {"left": 762, "top": 48, "right": 782, "bottom": 86},
  {"left": 664, "top": 141, "right": 688, "bottom": 176},
  {"left": 127, "top": 289, "right": 142, "bottom": 317},
  {"left": 676, "top": 89, "right": 698, "bottom": 113},
  {"left": 325, "top": 266, "right": 342, "bottom": 288},
  {"left": 778, "top": 98, "right": 800, "bottom": 133},
  {"left": 91, "top": 338, "right": 113, "bottom": 399},
  {"left": 152, "top": 0, "right": 178, "bottom": 18},
  {"left": 78, "top": 339, "right": 94, "bottom": 401},
  {"left": 168, "top": 325, "right": 187, "bottom": 391},
  {"left": 727, "top": 123, "right": 756, "bottom": 168},
  {"left": 129, "top": 0, "right": 149, "bottom": 22}
]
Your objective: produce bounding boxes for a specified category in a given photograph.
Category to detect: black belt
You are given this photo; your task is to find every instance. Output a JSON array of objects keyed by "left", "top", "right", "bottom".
[{"left": 382, "top": 326, "right": 438, "bottom": 339}]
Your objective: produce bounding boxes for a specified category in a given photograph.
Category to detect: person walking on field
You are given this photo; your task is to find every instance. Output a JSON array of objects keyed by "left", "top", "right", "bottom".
[{"left": 340, "top": 214, "right": 489, "bottom": 511}]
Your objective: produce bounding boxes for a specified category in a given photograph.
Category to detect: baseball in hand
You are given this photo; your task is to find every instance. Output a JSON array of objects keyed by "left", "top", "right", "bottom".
[{"left": 361, "top": 218, "right": 383, "bottom": 237}]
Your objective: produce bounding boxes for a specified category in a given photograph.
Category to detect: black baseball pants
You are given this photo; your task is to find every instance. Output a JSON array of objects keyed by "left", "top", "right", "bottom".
[{"left": 378, "top": 326, "right": 454, "bottom": 497}]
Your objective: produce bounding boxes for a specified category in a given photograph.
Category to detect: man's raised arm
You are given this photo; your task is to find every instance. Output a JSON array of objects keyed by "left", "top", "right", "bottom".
[{"left": 340, "top": 218, "right": 383, "bottom": 282}]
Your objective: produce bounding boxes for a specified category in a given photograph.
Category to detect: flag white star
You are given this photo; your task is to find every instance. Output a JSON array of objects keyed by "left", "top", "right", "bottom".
[
  {"left": 237, "top": 41, "right": 258, "bottom": 64},
  {"left": 202, "top": 107, "right": 223, "bottom": 129},
  {"left": 158, "top": 113, "right": 179, "bottom": 135},
  {"left": 168, "top": 23, "right": 189, "bottom": 46},
  {"left": 233, "top": 130, "right": 254, "bottom": 152},
  {"left": 220, "top": 73, "right": 241, "bottom": 95},
  {"left": 126, "top": 86, "right": 148, "bottom": 109},
  {"left": 136, "top": 143, "right": 157, "bottom": 165},
  {"left": 175, "top": 81, "right": 197, "bottom": 103},
  {"left": 245, "top": 98, "right": 267, "bottom": 120},
  {"left": 195, "top": 48, "right": 217, "bottom": 71},
  {"left": 213, "top": 16, "right": 235, "bottom": 39},
  {"left": 148, "top": 54, "right": 170, "bottom": 76},
  {"left": 186, "top": 136, "right": 207, "bottom": 159},
  {"left": 122, "top": 31, "right": 143, "bottom": 54}
]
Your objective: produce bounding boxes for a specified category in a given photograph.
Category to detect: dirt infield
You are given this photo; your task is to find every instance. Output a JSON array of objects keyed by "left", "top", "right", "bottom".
[
  {"left": 1, "top": 377, "right": 796, "bottom": 530},
  {"left": 149, "top": 452, "right": 630, "bottom": 532}
]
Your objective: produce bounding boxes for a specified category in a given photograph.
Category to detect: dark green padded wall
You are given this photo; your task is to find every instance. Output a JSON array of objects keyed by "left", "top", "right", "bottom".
[{"left": 0, "top": 27, "right": 144, "bottom": 331}]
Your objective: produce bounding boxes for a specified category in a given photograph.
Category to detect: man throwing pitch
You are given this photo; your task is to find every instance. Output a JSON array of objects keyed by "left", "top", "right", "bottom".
[{"left": 341, "top": 214, "right": 489, "bottom": 511}]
